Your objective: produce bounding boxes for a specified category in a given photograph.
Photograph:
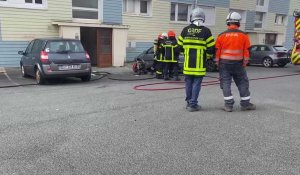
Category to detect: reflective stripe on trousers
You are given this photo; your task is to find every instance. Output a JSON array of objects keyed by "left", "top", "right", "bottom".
[{"left": 219, "top": 62, "right": 251, "bottom": 106}]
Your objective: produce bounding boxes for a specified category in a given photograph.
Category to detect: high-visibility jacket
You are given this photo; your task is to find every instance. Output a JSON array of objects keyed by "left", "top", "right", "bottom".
[
  {"left": 155, "top": 39, "right": 165, "bottom": 62},
  {"left": 215, "top": 25, "right": 250, "bottom": 62},
  {"left": 178, "top": 24, "right": 215, "bottom": 76},
  {"left": 162, "top": 38, "right": 180, "bottom": 63}
]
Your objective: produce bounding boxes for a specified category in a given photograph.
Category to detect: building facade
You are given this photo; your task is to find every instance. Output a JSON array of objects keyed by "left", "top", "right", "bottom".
[
  {"left": 123, "top": 0, "right": 298, "bottom": 61},
  {"left": 0, "top": 0, "right": 128, "bottom": 67},
  {"left": 0, "top": 0, "right": 298, "bottom": 66}
]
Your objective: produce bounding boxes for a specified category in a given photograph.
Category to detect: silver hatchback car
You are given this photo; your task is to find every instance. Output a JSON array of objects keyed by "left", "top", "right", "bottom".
[{"left": 249, "top": 45, "right": 290, "bottom": 67}]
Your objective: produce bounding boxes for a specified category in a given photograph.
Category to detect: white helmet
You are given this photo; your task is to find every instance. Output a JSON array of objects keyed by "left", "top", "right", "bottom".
[
  {"left": 226, "top": 12, "right": 242, "bottom": 26},
  {"left": 190, "top": 8, "right": 205, "bottom": 23},
  {"left": 161, "top": 32, "right": 168, "bottom": 39}
]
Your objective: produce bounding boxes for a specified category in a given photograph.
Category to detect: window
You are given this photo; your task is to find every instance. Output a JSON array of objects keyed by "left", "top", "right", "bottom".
[
  {"left": 170, "top": 3, "right": 215, "bottom": 25},
  {"left": 250, "top": 46, "right": 258, "bottom": 51},
  {"left": 25, "top": 41, "right": 35, "bottom": 54},
  {"left": 25, "top": 0, "right": 42, "bottom": 4},
  {"left": 255, "top": 12, "right": 264, "bottom": 28},
  {"left": 0, "top": 0, "right": 46, "bottom": 9},
  {"left": 258, "top": 46, "right": 270, "bottom": 51},
  {"left": 170, "top": 3, "right": 189, "bottom": 22},
  {"left": 123, "top": 0, "right": 152, "bottom": 16},
  {"left": 275, "top": 14, "right": 286, "bottom": 25},
  {"left": 256, "top": 0, "right": 264, "bottom": 6},
  {"left": 72, "top": 0, "right": 98, "bottom": 19}
]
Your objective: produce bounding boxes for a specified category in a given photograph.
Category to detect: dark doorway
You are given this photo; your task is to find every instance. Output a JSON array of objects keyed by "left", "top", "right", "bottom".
[
  {"left": 97, "top": 28, "right": 112, "bottom": 67},
  {"left": 265, "top": 34, "right": 277, "bottom": 45},
  {"left": 81, "top": 27, "right": 97, "bottom": 66}
]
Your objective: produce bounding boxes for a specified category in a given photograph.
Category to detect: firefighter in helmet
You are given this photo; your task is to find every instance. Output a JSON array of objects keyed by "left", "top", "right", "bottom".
[
  {"left": 215, "top": 12, "right": 256, "bottom": 112},
  {"left": 153, "top": 33, "right": 167, "bottom": 79},
  {"left": 178, "top": 8, "right": 215, "bottom": 112},
  {"left": 161, "top": 30, "right": 181, "bottom": 81}
]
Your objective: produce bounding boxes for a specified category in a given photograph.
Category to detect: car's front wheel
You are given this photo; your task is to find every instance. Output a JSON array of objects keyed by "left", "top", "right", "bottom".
[
  {"left": 81, "top": 74, "right": 91, "bottom": 82},
  {"left": 35, "top": 68, "right": 45, "bottom": 85},
  {"left": 262, "top": 57, "right": 273, "bottom": 68},
  {"left": 20, "top": 64, "right": 29, "bottom": 77}
]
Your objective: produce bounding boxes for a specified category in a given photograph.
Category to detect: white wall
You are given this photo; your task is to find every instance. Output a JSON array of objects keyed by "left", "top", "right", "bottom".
[
  {"left": 112, "top": 28, "right": 128, "bottom": 67},
  {"left": 59, "top": 26, "right": 80, "bottom": 39}
]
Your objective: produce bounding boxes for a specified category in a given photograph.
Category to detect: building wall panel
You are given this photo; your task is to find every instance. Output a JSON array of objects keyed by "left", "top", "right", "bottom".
[
  {"left": 103, "top": 0, "right": 122, "bottom": 24},
  {"left": 268, "top": 0, "right": 290, "bottom": 14}
]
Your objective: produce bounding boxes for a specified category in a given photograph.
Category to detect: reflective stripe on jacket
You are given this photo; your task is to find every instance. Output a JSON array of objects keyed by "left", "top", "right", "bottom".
[
  {"left": 178, "top": 24, "right": 215, "bottom": 76},
  {"left": 162, "top": 38, "right": 180, "bottom": 63},
  {"left": 215, "top": 25, "right": 250, "bottom": 62}
]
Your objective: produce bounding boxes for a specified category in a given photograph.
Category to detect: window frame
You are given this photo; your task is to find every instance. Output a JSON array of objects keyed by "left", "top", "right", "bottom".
[
  {"left": 254, "top": 12, "right": 265, "bottom": 28},
  {"left": 275, "top": 14, "right": 286, "bottom": 25},
  {"left": 0, "top": 0, "right": 47, "bottom": 9},
  {"left": 170, "top": 3, "right": 191, "bottom": 23},
  {"left": 123, "top": 0, "right": 152, "bottom": 17}
]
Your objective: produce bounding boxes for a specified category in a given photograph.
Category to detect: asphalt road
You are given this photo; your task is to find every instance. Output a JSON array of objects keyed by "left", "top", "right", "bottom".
[{"left": 0, "top": 65, "right": 300, "bottom": 175}]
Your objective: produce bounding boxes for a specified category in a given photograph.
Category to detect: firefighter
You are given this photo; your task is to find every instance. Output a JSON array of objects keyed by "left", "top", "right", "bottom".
[
  {"left": 178, "top": 8, "right": 215, "bottom": 112},
  {"left": 215, "top": 12, "right": 256, "bottom": 112},
  {"left": 154, "top": 33, "right": 167, "bottom": 79},
  {"left": 162, "top": 30, "right": 181, "bottom": 81}
]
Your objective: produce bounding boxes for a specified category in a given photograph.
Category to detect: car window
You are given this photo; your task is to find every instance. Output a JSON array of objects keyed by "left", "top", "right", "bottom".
[
  {"left": 25, "top": 40, "right": 35, "bottom": 54},
  {"left": 259, "top": 46, "right": 270, "bottom": 51},
  {"left": 273, "top": 46, "right": 287, "bottom": 52},
  {"left": 250, "top": 46, "right": 258, "bottom": 51},
  {"left": 31, "top": 40, "right": 43, "bottom": 54},
  {"left": 45, "top": 40, "right": 85, "bottom": 53}
]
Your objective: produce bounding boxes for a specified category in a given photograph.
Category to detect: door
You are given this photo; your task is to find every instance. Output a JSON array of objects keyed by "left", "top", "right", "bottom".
[
  {"left": 249, "top": 45, "right": 260, "bottom": 64},
  {"left": 97, "top": 28, "right": 112, "bottom": 67},
  {"left": 22, "top": 40, "right": 35, "bottom": 75},
  {"left": 265, "top": 34, "right": 277, "bottom": 45}
]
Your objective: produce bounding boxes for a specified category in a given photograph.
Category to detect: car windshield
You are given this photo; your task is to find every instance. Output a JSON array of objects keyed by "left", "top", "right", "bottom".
[
  {"left": 273, "top": 46, "right": 287, "bottom": 52},
  {"left": 45, "top": 41, "right": 85, "bottom": 53}
]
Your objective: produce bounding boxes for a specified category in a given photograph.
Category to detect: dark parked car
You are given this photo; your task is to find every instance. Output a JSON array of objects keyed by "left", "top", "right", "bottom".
[
  {"left": 19, "top": 38, "right": 92, "bottom": 84},
  {"left": 134, "top": 46, "right": 217, "bottom": 72},
  {"left": 249, "top": 45, "right": 290, "bottom": 67}
]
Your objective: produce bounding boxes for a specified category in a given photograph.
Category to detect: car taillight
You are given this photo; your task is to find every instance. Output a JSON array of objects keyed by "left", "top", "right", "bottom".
[
  {"left": 40, "top": 51, "right": 49, "bottom": 63},
  {"left": 85, "top": 52, "right": 90, "bottom": 61}
]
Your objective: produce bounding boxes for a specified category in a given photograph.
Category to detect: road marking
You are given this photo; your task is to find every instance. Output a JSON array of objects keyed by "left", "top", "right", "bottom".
[{"left": 3, "top": 68, "right": 19, "bottom": 86}]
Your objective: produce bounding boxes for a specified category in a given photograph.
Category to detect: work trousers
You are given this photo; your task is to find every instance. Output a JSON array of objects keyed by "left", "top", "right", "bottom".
[
  {"left": 155, "top": 61, "right": 164, "bottom": 78},
  {"left": 219, "top": 62, "right": 251, "bottom": 107},
  {"left": 164, "top": 62, "right": 179, "bottom": 78}
]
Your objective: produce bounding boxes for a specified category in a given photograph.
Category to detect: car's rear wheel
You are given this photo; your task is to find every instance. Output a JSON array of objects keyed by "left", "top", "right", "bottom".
[
  {"left": 81, "top": 74, "right": 91, "bottom": 82},
  {"left": 262, "top": 57, "right": 273, "bottom": 68},
  {"left": 35, "top": 68, "right": 45, "bottom": 85},
  {"left": 206, "top": 59, "right": 216, "bottom": 72},
  {"left": 277, "top": 62, "right": 287, "bottom": 67},
  {"left": 20, "top": 64, "right": 29, "bottom": 77}
]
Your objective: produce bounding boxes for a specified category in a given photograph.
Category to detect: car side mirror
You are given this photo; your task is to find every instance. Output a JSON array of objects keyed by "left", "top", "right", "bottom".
[{"left": 18, "top": 51, "right": 25, "bottom": 55}]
